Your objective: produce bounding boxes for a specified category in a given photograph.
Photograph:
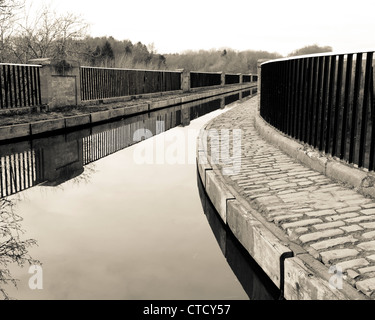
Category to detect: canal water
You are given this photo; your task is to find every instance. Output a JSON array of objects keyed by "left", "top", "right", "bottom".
[{"left": 0, "top": 88, "right": 279, "bottom": 300}]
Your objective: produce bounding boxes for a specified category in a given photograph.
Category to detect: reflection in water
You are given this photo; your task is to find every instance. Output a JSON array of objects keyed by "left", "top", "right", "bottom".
[
  {"left": 0, "top": 88, "right": 256, "bottom": 199},
  {"left": 197, "top": 172, "right": 280, "bottom": 300},
  {"left": 0, "top": 198, "right": 38, "bottom": 299},
  {"left": 0, "top": 87, "right": 257, "bottom": 299}
]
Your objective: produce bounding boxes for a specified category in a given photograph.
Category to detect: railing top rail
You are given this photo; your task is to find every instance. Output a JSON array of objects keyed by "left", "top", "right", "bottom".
[
  {"left": 80, "top": 65, "right": 182, "bottom": 73},
  {"left": 0, "top": 62, "right": 42, "bottom": 67},
  {"left": 190, "top": 70, "right": 222, "bottom": 74},
  {"left": 260, "top": 49, "right": 375, "bottom": 66}
]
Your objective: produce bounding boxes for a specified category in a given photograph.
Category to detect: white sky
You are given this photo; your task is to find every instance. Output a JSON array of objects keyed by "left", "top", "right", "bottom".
[{"left": 23, "top": 0, "right": 375, "bottom": 56}]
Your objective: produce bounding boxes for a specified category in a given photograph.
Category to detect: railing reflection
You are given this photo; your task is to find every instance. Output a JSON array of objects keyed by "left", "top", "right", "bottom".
[
  {"left": 0, "top": 88, "right": 256, "bottom": 199},
  {"left": 0, "top": 149, "right": 44, "bottom": 198}
]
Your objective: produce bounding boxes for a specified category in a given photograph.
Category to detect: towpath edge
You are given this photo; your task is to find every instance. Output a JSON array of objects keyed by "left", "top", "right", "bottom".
[
  {"left": 197, "top": 95, "right": 372, "bottom": 300},
  {"left": 0, "top": 83, "right": 253, "bottom": 142}
]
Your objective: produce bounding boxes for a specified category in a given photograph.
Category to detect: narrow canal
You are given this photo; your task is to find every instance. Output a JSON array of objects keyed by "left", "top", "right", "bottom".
[{"left": 0, "top": 89, "right": 279, "bottom": 300}]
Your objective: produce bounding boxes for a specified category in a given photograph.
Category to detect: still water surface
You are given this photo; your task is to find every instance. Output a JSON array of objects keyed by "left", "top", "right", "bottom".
[{"left": 0, "top": 89, "right": 278, "bottom": 300}]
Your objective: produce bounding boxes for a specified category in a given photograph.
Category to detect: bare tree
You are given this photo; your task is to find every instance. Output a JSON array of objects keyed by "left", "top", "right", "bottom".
[
  {"left": 0, "top": 0, "right": 24, "bottom": 62},
  {"left": 12, "top": 4, "right": 88, "bottom": 62}
]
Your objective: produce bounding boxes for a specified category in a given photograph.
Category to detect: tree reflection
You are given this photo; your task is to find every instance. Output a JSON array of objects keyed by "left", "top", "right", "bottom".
[
  {"left": 0, "top": 198, "right": 39, "bottom": 300},
  {"left": 71, "top": 163, "right": 97, "bottom": 186}
]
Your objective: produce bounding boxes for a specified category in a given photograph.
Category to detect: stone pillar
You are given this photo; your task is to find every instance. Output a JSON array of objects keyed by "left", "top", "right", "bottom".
[
  {"left": 220, "top": 97, "right": 225, "bottom": 109},
  {"left": 41, "top": 139, "right": 84, "bottom": 186},
  {"left": 181, "top": 107, "right": 190, "bottom": 126},
  {"left": 28, "top": 58, "right": 81, "bottom": 109},
  {"left": 221, "top": 72, "right": 226, "bottom": 86},
  {"left": 180, "top": 69, "right": 191, "bottom": 92}
]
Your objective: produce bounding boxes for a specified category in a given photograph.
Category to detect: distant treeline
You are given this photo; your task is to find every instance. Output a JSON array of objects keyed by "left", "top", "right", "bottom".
[{"left": 288, "top": 44, "right": 333, "bottom": 57}]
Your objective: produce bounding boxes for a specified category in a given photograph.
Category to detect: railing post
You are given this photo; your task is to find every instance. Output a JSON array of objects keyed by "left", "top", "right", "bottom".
[
  {"left": 221, "top": 72, "right": 226, "bottom": 86},
  {"left": 257, "top": 59, "right": 271, "bottom": 111},
  {"left": 28, "top": 58, "right": 81, "bottom": 109}
]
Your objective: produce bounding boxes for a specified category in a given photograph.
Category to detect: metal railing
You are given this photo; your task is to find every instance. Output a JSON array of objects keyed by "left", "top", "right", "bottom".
[
  {"left": 225, "top": 73, "right": 240, "bottom": 84},
  {"left": 190, "top": 71, "right": 222, "bottom": 88},
  {"left": 260, "top": 50, "right": 375, "bottom": 171},
  {"left": 80, "top": 66, "right": 182, "bottom": 101},
  {"left": 0, "top": 63, "right": 42, "bottom": 109},
  {"left": 243, "top": 75, "right": 251, "bottom": 83}
]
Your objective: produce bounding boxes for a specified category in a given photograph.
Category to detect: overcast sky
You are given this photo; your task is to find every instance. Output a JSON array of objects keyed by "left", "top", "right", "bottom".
[{"left": 23, "top": 0, "right": 375, "bottom": 56}]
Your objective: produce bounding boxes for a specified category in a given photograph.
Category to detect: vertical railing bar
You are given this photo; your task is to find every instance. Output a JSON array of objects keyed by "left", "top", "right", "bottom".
[
  {"left": 37, "top": 67, "right": 41, "bottom": 105},
  {"left": 369, "top": 71, "right": 375, "bottom": 170},
  {"left": 0, "top": 66, "right": 3, "bottom": 109},
  {"left": 30, "top": 66, "right": 35, "bottom": 106},
  {"left": 12, "top": 65, "right": 17, "bottom": 107},
  {"left": 3, "top": 65, "right": 8, "bottom": 108},
  {"left": 33, "top": 66, "right": 38, "bottom": 105},
  {"left": 289, "top": 60, "right": 295, "bottom": 136},
  {"left": 340, "top": 54, "right": 353, "bottom": 160},
  {"left": 21, "top": 66, "right": 26, "bottom": 106},
  {"left": 17, "top": 66, "right": 22, "bottom": 107},
  {"left": 0, "top": 158, "right": 3, "bottom": 198},
  {"left": 292, "top": 59, "right": 299, "bottom": 138},
  {"left": 26, "top": 66, "right": 31, "bottom": 106},
  {"left": 349, "top": 53, "right": 363, "bottom": 164},
  {"left": 295, "top": 59, "right": 303, "bottom": 140},
  {"left": 359, "top": 52, "right": 373, "bottom": 168},
  {"left": 283, "top": 62, "right": 289, "bottom": 134},
  {"left": 303, "top": 58, "right": 312, "bottom": 142},
  {"left": 319, "top": 56, "right": 331, "bottom": 151},
  {"left": 309, "top": 57, "right": 318, "bottom": 145},
  {"left": 300, "top": 58, "right": 308, "bottom": 141},
  {"left": 314, "top": 56, "right": 324, "bottom": 148},
  {"left": 7, "top": 65, "right": 13, "bottom": 108},
  {"left": 325, "top": 55, "right": 337, "bottom": 154},
  {"left": 89, "top": 68, "right": 93, "bottom": 100},
  {"left": 332, "top": 55, "right": 344, "bottom": 157}
]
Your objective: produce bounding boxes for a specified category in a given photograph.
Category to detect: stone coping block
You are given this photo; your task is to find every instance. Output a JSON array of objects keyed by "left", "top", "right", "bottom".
[
  {"left": 205, "top": 170, "right": 235, "bottom": 223},
  {"left": 284, "top": 254, "right": 368, "bottom": 300},
  {"left": 65, "top": 114, "right": 91, "bottom": 128},
  {"left": 30, "top": 118, "right": 65, "bottom": 135},
  {"left": 109, "top": 108, "right": 125, "bottom": 119},
  {"left": 197, "top": 151, "right": 211, "bottom": 188},
  {"left": 227, "top": 199, "right": 292, "bottom": 290},
  {"left": 0, "top": 123, "right": 30, "bottom": 140},
  {"left": 90, "top": 110, "right": 111, "bottom": 124}
]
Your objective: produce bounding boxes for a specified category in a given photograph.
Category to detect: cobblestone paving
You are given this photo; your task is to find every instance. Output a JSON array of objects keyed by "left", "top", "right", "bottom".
[{"left": 205, "top": 97, "right": 375, "bottom": 298}]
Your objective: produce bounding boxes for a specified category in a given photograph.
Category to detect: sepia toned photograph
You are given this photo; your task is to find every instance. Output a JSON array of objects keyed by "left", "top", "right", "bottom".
[{"left": 0, "top": 0, "right": 375, "bottom": 310}]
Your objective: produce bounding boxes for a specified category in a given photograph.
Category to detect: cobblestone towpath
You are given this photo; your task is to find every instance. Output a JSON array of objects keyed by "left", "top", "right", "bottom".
[{"left": 203, "top": 96, "right": 375, "bottom": 299}]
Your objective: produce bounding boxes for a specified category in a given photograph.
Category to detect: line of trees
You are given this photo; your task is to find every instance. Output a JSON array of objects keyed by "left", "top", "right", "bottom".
[
  {"left": 0, "top": 1, "right": 332, "bottom": 74},
  {"left": 287, "top": 44, "right": 333, "bottom": 57}
]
